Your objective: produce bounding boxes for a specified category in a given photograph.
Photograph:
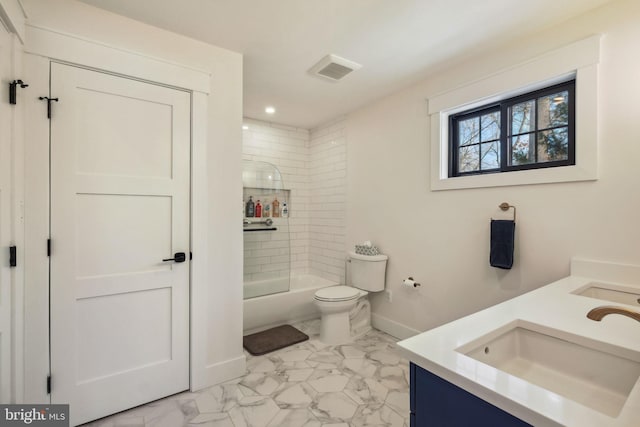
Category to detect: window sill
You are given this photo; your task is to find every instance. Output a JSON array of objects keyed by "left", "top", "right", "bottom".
[{"left": 432, "top": 164, "right": 596, "bottom": 191}]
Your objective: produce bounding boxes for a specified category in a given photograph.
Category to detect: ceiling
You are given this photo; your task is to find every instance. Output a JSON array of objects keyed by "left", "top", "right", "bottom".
[{"left": 80, "top": 0, "right": 614, "bottom": 129}]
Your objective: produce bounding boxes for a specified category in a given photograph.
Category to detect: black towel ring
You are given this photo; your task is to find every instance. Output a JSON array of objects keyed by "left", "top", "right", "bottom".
[{"left": 498, "top": 202, "right": 516, "bottom": 222}]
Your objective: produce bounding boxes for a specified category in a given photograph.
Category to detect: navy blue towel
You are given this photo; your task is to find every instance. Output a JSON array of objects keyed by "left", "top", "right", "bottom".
[{"left": 490, "top": 220, "right": 515, "bottom": 269}]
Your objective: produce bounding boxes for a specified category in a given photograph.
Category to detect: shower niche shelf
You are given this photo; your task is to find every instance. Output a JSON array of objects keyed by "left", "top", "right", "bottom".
[{"left": 243, "top": 187, "right": 290, "bottom": 219}]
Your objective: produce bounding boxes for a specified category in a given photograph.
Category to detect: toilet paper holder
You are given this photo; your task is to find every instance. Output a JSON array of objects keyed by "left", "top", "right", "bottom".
[{"left": 403, "top": 277, "right": 421, "bottom": 288}]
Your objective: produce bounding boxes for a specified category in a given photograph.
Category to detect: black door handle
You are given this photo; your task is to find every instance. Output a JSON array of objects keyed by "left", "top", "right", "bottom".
[{"left": 163, "top": 252, "right": 186, "bottom": 263}]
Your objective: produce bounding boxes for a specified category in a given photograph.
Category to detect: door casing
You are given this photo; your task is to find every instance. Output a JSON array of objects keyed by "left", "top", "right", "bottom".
[{"left": 21, "top": 33, "right": 215, "bottom": 403}]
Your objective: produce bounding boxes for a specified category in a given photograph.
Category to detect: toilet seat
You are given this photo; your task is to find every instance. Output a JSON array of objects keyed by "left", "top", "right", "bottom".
[{"left": 314, "top": 285, "right": 360, "bottom": 302}]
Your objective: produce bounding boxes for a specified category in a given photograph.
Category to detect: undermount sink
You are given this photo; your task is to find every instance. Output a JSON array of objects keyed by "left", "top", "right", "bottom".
[
  {"left": 572, "top": 282, "right": 640, "bottom": 306},
  {"left": 456, "top": 321, "right": 640, "bottom": 417}
]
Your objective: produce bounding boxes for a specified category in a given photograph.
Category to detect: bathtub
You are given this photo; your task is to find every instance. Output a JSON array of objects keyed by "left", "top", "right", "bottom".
[
  {"left": 244, "top": 276, "right": 290, "bottom": 299},
  {"left": 243, "top": 274, "right": 337, "bottom": 334}
]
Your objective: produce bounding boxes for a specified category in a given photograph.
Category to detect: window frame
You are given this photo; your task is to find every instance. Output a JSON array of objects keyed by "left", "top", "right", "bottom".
[{"left": 448, "top": 80, "right": 576, "bottom": 177}]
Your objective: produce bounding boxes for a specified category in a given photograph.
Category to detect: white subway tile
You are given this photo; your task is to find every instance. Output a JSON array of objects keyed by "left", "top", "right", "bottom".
[
  {"left": 261, "top": 262, "right": 290, "bottom": 273},
  {"left": 269, "top": 255, "right": 290, "bottom": 264},
  {"left": 243, "top": 117, "right": 346, "bottom": 283}
]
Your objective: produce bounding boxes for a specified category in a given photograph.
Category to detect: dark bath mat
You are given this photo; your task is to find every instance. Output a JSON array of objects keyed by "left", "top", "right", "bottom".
[{"left": 243, "top": 324, "right": 309, "bottom": 356}]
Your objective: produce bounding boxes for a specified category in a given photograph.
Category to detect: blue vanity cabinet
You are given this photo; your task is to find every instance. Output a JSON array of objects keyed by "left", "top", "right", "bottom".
[{"left": 410, "top": 363, "right": 532, "bottom": 427}]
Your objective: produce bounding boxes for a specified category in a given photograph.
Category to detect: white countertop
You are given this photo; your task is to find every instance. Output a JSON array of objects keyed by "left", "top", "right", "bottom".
[{"left": 397, "top": 259, "right": 640, "bottom": 427}]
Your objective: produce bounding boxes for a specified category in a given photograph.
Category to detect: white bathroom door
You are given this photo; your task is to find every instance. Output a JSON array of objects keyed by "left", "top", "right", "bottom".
[
  {"left": 0, "top": 24, "right": 13, "bottom": 404},
  {"left": 49, "top": 63, "right": 191, "bottom": 425}
]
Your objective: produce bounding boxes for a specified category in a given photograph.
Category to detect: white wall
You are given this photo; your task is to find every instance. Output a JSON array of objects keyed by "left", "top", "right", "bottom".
[
  {"left": 19, "top": 0, "right": 244, "bottom": 399},
  {"left": 346, "top": 0, "right": 640, "bottom": 334}
]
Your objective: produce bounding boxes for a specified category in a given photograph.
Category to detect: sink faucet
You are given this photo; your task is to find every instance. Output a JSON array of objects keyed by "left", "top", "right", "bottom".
[{"left": 587, "top": 306, "right": 640, "bottom": 323}]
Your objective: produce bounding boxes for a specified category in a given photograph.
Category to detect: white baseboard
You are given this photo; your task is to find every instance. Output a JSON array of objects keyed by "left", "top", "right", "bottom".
[
  {"left": 192, "top": 354, "right": 246, "bottom": 391},
  {"left": 371, "top": 313, "right": 421, "bottom": 340}
]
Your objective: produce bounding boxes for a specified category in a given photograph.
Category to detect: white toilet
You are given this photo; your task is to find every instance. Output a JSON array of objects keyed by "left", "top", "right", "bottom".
[{"left": 314, "top": 251, "right": 388, "bottom": 345}]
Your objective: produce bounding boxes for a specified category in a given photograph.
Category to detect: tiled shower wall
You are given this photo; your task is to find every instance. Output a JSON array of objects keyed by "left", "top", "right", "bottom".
[
  {"left": 242, "top": 119, "right": 310, "bottom": 279},
  {"left": 309, "top": 117, "right": 347, "bottom": 283},
  {"left": 242, "top": 117, "right": 347, "bottom": 283}
]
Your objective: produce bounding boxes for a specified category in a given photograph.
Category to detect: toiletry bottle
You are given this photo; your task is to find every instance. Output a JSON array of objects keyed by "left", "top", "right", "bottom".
[
  {"left": 282, "top": 202, "right": 289, "bottom": 218},
  {"left": 264, "top": 203, "right": 270, "bottom": 218},
  {"left": 255, "top": 200, "right": 262, "bottom": 218},
  {"left": 245, "top": 196, "right": 255, "bottom": 217},
  {"left": 272, "top": 198, "right": 280, "bottom": 217}
]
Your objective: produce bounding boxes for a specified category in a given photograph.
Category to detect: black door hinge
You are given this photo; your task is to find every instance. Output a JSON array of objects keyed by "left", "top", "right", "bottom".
[
  {"left": 9, "top": 80, "right": 28, "bottom": 105},
  {"left": 47, "top": 239, "right": 51, "bottom": 257},
  {"left": 46, "top": 375, "right": 51, "bottom": 394},
  {"left": 38, "top": 96, "right": 59, "bottom": 119},
  {"left": 9, "top": 246, "right": 16, "bottom": 267}
]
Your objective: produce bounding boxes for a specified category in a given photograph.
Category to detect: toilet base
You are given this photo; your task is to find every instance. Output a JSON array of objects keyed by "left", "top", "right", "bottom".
[
  {"left": 350, "top": 297, "right": 371, "bottom": 339},
  {"left": 316, "top": 296, "right": 372, "bottom": 345},
  {"left": 319, "top": 310, "right": 352, "bottom": 345}
]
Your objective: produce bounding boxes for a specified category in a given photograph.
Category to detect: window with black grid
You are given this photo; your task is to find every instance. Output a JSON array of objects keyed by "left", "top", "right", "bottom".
[{"left": 449, "top": 80, "right": 575, "bottom": 177}]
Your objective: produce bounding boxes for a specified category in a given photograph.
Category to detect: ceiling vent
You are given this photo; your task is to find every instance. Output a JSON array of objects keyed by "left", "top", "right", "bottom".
[{"left": 309, "top": 54, "right": 362, "bottom": 82}]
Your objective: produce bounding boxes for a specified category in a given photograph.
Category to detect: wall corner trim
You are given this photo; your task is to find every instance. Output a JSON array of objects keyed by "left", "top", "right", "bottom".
[{"left": 0, "top": 0, "right": 27, "bottom": 43}]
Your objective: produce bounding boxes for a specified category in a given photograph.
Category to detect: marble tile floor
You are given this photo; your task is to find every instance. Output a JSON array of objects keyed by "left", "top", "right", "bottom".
[{"left": 83, "top": 320, "right": 410, "bottom": 427}]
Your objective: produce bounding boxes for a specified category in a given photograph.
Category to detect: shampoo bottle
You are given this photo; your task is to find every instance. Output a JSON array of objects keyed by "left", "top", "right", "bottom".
[
  {"left": 282, "top": 202, "right": 289, "bottom": 218},
  {"left": 272, "top": 198, "right": 280, "bottom": 217},
  {"left": 245, "top": 196, "right": 255, "bottom": 217},
  {"left": 255, "top": 200, "right": 262, "bottom": 218}
]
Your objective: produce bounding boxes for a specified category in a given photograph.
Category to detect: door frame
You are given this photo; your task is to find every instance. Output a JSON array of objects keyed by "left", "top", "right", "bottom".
[
  {"left": 0, "top": 19, "right": 16, "bottom": 404},
  {"left": 22, "top": 26, "right": 212, "bottom": 404},
  {"left": 0, "top": 4, "right": 26, "bottom": 404}
]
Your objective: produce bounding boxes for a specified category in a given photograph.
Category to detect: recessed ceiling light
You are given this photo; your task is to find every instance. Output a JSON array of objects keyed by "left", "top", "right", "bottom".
[
  {"left": 265, "top": 106, "right": 276, "bottom": 114},
  {"left": 242, "top": 125, "right": 249, "bottom": 130}
]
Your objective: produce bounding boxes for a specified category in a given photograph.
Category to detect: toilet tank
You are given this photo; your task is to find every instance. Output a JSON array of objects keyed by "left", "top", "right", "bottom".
[{"left": 348, "top": 251, "right": 388, "bottom": 292}]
